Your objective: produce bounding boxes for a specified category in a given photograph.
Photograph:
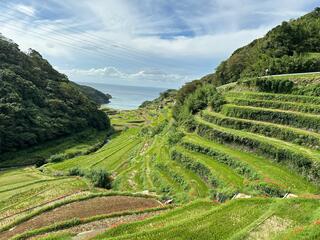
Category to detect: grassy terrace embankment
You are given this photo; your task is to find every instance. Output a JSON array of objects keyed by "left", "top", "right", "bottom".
[{"left": 96, "top": 198, "right": 320, "bottom": 240}]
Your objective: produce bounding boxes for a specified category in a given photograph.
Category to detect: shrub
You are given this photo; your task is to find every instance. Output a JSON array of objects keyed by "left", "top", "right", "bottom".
[
  {"left": 86, "top": 169, "right": 112, "bottom": 189},
  {"left": 250, "top": 182, "right": 287, "bottom": 197},
  {"left": 211, "top": 187, "right": 238, "bottom": 202},
  {"left": 68, "top": 167, "right": 85, "bottom": 177},
  {"left": 250, "top": 77, "right": 294, "bottom": 93},
  {"left": 173, "top": 83, "right": 225, "bottom": 122},
  {"left": 167, "top": 130, "right": 184, "bottom": 145},
  {"left": 34, "top": 157, "right": 46, "bottom": 167},
  {"left": 47, "top": 152, "right": 81, "bottom": 163}
]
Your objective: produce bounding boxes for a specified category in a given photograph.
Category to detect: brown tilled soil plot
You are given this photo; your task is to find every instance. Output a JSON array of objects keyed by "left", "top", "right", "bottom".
[{"left": 0, "top": 196, "right": 161, "bottom": 239}]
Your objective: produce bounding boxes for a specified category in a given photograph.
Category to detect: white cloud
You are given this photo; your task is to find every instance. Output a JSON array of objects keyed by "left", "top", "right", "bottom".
[
  {"left": 14, "top": 4, "right": 36, "bottom": 17},
  {"left": 0, "top": 0, "right": 317, "bottom": 87},
  {"left": 58, "top": 66, "right": 190, "bottom": 87}
]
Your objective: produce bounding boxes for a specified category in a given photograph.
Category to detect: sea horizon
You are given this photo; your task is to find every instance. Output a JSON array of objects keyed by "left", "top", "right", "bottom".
[{"left": 77, "top": 82, "right": 168, "bottom": 110}]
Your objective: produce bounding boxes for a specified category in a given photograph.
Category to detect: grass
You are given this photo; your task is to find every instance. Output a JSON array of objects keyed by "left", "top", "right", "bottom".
[
  {"left": 46, "top": 128, "right": 142, "bottom": 172},
  {"left": 197, "top": 116, "right": 320, "bottom": 163},
  {"left": 95, "top": 199, "right": 218, "bottom": 239},
  {"left": 11, "top": 205, "right": 171, "bottom": 240},
  {"left": 221, "top": 104, "right": 320, "bottom": 133},
  {"left": 96, "top": 198, "right": 271, "bottom": 240},
  {"left": 0, "top": 128, "right": 107, "bottom": 168},
  {"left": 183, "top": 133, "right": 319, "bottom": 194},
  {"left": 1, "top": 191, "right": 162, "bottom": 234},
  {"left": 0, "top": 168, "right": 90, "bottom": 223},
  {"left": 227, "top": 97, "right": 320, "bottom": 114},
  {"left": 175, "top": 146, "right": 244, "bottom": 189},
  {"left": 201, "top": 110, "right": 320, "bottom": 149},
  {"left": 1, "top": 86, "right": 320, "bottom": 239},
  {"left": 95, "top": 198, "right": 320, "bottom": 240},
  {"left": 225, "top": 91, "right": 320, "bottom": 105}
]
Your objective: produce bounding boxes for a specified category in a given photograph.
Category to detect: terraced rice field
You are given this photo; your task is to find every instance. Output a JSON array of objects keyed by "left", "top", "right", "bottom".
[
  {"left": 0, "top": 195, "right": 162, "bottom": 239},
  {"left": 2, "top": 77, "right": 320, "bottom": 239},
  {"left": 96, "top": 198, "right": 320, "bottom": 240},
  {"left": 47, "top": 128, "right": 143, "bottom": 172},
  {"left": 0, "top": 128, "right": 107, "bottom": 168}
]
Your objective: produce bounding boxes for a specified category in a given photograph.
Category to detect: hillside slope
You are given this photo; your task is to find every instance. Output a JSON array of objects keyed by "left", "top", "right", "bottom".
[
  {"left": 0, "top": 36, "right": 110, "bottom": 154},
  {"left": 74, "top": 83, "right": 112, "bottom": 105},
  {"left": 205, "top": 7, "right": 320, "bottom": 85}
]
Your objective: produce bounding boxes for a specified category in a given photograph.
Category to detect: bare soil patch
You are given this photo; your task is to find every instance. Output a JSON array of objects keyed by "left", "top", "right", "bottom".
[
  {"left": 35, "top": 211, "right": 160, "bottom": 240},
  {"left": 0, "top": 196, "right": 160, "bottom": 239}
]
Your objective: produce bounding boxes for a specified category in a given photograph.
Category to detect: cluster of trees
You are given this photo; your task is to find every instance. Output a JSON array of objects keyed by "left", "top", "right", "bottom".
[
  {"left": 172, "top": 82, "right": 225, "bottom": 123},
  {"left": 68, "top": 167, "right": 112, "bottom": 189},
  {"left": 0, "top": 37, "right": 110, "bottom": 153},
  {"left": 203, "top": 8, "right": 320, "bottom": 85},
  {"left": 74, "top": 83, "right": 112, "bottom": 105},
  {"left": 139, "top": 89, "right": 177, "bottom": 109}
]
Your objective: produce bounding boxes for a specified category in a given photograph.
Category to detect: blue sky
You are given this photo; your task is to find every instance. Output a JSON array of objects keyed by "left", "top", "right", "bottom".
[{"left": 0, "top": 0, "right": 319, "bottom": 88}]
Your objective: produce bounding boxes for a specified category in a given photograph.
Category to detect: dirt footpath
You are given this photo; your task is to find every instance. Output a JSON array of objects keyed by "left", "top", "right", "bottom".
[{"left": 0, "top": 196, "right": 161, "bottom": 239}]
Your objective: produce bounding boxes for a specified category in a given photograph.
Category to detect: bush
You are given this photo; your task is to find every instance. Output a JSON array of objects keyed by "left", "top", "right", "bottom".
[
  {"left": 68, "top": 167, "right": 85, "bottom": 177},
  {"left": 245, "top": 77, "right": 294, "bottom": 93},
  {"left": 173, "top": 84, "right": 225, "bottom": 123},
  {"left": 35, "top": 157, "right": 46, "bottom": 167},
  {"left": 86, "top": 169, "right": 112, "bottom": 189},
  {"left": 250, "top": 182, "right": 287, "bottom": 197},
  {"left": 211, "top": 187, "right": 238, "bottom": 202},
  {"left": 67, "top": 168, "right": 112, "bottom": 189},
  {"left": 47, "top": 152, "right": 81, "bottom": 163},
  {"left": 167, "top": 130, "right": 184, "bottom": 145}
]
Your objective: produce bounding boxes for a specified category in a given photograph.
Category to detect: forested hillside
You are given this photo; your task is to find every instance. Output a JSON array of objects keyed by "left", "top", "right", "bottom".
[
  {"left": 74, "top": 83, "right": 112, "bottom": 105},
  {"left": 205, "top": 7, "right": 320, "bottom": 85},
  {"left": 0, "top": 36, "right": 110, "bottom": 153}
]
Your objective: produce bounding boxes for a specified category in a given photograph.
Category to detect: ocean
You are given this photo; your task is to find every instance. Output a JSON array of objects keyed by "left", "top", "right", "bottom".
[{"left": 80, "top": 82, "right": 167, "bottom": 110}]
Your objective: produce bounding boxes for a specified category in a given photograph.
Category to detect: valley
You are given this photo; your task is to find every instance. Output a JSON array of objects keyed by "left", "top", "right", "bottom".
[
  {"left": 1, "top": 6, "right": 320, "bottom": 240},
  {"left": 1, "top": 73, "right": 320, "bottom": 239}
]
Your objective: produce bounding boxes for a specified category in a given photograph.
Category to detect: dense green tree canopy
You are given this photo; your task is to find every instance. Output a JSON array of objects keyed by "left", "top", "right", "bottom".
[
  {"left": 205, "top": 8, "right": 320, "bottom": 85},
  {"left": 0, "top": 36, "right": 110, "bottom": 153}
]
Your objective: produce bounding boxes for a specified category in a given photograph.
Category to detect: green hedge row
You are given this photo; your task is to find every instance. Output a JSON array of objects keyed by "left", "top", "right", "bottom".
[
  {"left": 201, "top": 111, "right": 320, "bottom": 150},
  {"left": 170, "top": 150, "right": 221, "bottom": 188},
  {"left": 249, "top": 182, "right": 287, "bottom": 197},
  {"left": 195, "top": 121, "right": 320, "bottom": 183},
  {"left": 151, "top": 169, "right": 173, "bottom": 198},
  {"left": 241, "top": 77, "right": 294, "bottom": 93},
  {"left": 228, "top": 98, "right": 320, "bottom": 114},
  {"left": 225, "top": 91, "right": 320, "bottom": 105},
  {"left": 221, "top": 104, "right": 320, "bottom": 132},
  {"left": 180, "top": 141, "right": 259, "bottom": 180},
  {"left": 155, "top": 163, "right": 190, "bottom": 191}
]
